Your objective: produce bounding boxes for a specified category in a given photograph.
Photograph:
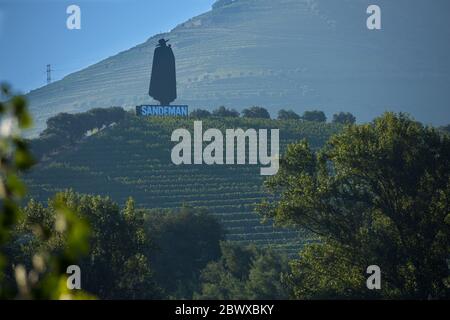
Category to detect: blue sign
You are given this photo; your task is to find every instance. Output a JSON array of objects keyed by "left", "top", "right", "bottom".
[{"left": 136, "top": 105, "right": 188, "bottom": 117}]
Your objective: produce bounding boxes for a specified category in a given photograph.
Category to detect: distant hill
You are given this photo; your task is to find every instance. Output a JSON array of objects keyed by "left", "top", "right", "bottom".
[
  {"left": 25, "top": 0, "right": 450, "bottom": 136},
  {"left": 24, "top": 109, "right": 343, "bottom": 254}
]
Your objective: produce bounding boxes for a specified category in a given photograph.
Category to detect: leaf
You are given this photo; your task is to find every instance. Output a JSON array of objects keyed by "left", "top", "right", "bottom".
[
  {"left": 6, "top": 173, "right": 27, "bottom": 197},
  {"left": 53, "top": 201, "right": 91, "bottom": 260},
  {"left": 14, "top": 148, "right": 35, "bottom": 169},
  {"left": 18, "top": 111, "right": 33, "bottom": 129},
  {"left": 11, "top": 96, "right": 27, "bottom": 116}
]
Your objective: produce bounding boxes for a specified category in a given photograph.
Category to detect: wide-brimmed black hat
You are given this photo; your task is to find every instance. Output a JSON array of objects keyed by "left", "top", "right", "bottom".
[{"left": 157, "top": 38, "right": 169, "bottom": 46}]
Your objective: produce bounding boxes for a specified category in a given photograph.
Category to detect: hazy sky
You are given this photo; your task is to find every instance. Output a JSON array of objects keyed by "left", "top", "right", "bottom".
[{"left": 0, "top": 0, "right": 216, "bottom": 93}]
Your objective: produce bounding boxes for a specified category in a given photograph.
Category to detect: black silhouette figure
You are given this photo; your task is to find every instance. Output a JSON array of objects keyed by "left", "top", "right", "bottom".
[{"left": 149, "top": 39, "right": 177, "bottom": 105}]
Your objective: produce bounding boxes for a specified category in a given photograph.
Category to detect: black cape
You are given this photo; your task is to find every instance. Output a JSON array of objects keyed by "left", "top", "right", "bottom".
[{"left": 149, "top": 45, "right": 177, "bottom": 105}]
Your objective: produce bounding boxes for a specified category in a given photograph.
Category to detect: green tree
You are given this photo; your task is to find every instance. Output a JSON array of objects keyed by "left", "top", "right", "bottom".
[
  {"left": 242, "top": 106, "right": 271, "bottom": 119},
  {"left": 44, "top": 107, "right": 125, "bottom": 141},
  {"left": 31, "top": 107, "right": 126, "bottom": 160},
  {"left": 258, "top": 112, "right": 450, "bottom": 299},
  {"left": 190, "top": 109, "right": 212, "bottom": 118},
  {"left": 195, "top": 243, "right": 289, "bottom": 299},
  {"left": 212, "top": 106, "right": 240, "bottom": 118},
  {"left": 332, "top": 112, "right": 356, "bottom": 125},
  {"left": 277, "top": 109, "right": 300, "bottom": 120},
  {"left": 145, "top": 206, "right": 224, "bottom": 299},
  {"left": 301, "top": 110, "right": 327, "bottom": 122},
  {"left": 17, "top": 192, "right": 160, "bottom": 299}
]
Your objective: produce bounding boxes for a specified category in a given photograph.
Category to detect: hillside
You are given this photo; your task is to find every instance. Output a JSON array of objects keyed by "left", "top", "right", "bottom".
[
  {"left": 24, "top": 110, "right": 343, "bottom": 254},
  {"left": 25, "top": 0, "right": 450, "bottom": 136}
]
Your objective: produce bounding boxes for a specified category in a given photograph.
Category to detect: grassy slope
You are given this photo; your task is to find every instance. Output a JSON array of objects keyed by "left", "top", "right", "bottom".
[{"left": 24, "top": 114, "right": 342, "bottom": 255}]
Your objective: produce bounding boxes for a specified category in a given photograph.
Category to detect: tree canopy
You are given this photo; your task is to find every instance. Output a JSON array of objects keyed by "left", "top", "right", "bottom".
[
  {"left": 190, "top": 109, "right": 212, "bottom": 118},
  {"left": 259, "top": 112, "right": 450, "bottom": 299},
  {"left": 145, "top": 207, "right": 224, "bottom": 298},
  {"left": 31, "top": 107, "right": 126, "bottom": 160},
  {"left": 212, "top": 106, "right": 240, "bottom": 118},
  {"left": 195, "top": 243, "right": 289, "bottom": 299},
  {"left": 302, "top": 110, "right": 327, "bottom": 122},
  {"left": 15, "top": 192, "right": 159, "bottom": 299},
  {"left": 332, "top": 112, "right": 356, "bottom": 125},
  {"left": 241, "top": 106, "right": 271, "bottom": 119},
  {"left": 277, "top": 109, "right": 300, "bottom": 120}
]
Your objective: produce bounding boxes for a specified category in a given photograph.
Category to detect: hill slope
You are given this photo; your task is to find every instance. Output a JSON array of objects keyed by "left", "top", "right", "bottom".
[
  {"left": 24, "top": 111, "right": 342, "bottom": 254},
  {"left": 26, "top": 0, "right": 450, "bottom": 136}
]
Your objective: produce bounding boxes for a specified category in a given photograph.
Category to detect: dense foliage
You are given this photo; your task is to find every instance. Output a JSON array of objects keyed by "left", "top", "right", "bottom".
[
  {"left": 7, "top": 190, "right": 230, "bottom": 299},
  {"left": 145, "top": 207, "right": 224, "bottom": 298},
  {"left": 332, "top": 112, "right": 356, "bottom": 125},
  {"left": 190, "top": 109, "right": 212, "bottom": 118},
  {"left": 302, "top": 110, "right": 327, "bottom": 122},
  {"left": 15, "top": 192, "right": 158, "bottom": 299},
  {"left": 259, "top": 112, "right": 450, "bottom": 299},
  {"left": 195, "top": 242, "right": 289, "bottom": 299},
  {"left": 31, "top": 107, "right": 126, "bottom": 160},
  {"left": 278, "top": 109, "right": 300, "bottom": 120},
  {"left": 0, "top": 84, "right": 92, "bottom": 299},
  {"left": 212, "top": 106, "right": 240, "bottom": 118},
  {"left": 241, "top": 106, "right": 271, "bottom": 119}
]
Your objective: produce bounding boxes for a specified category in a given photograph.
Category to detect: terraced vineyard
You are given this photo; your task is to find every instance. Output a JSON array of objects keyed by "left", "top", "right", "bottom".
[
  {"left": 24, "top": 0, "right": 450, "bottom": 137},
  {"left": 24, "top": 113, "right": 342, "bottom": 255}
]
